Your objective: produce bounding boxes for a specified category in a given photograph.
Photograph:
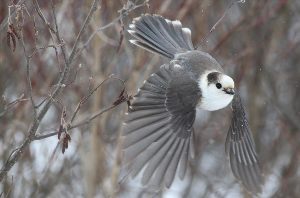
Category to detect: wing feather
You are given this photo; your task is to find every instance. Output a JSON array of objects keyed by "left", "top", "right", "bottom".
[
  {"left": 122, "top": 63, "right": 200, "bottom": 188},
  {"left": 226, "top": 93, "right": 263, "bottom": 193},
  {"left": 130, "top": 131, "right": 173, "bottom": 177},
  {"left": 165, "top": 138, "right": 185, "bottom": 187},
  {"left": 141, "top": 133, "right": 177, "bottom": 185},
  {"left": 178, "top": 138, "right": 189, "bottom": 179}
]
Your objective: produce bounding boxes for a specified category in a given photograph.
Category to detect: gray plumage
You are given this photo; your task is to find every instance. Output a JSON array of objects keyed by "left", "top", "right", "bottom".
[
  {"left": 123, "top": 63, "right": 200, "bottom": 188},
  {"left": 123, "top": 14, "right": 263, "bottom": 193},
  {"left": 225, "top": 94, "right": 263, "bottom": 192},
  {"left": 129, "top": 14, "right": 194, "bottom": 58}
]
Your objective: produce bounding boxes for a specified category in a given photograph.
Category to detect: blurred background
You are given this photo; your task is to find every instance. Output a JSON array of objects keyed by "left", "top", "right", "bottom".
[{"left": 0, "top": 0, "right": 299, "bottom": 197}]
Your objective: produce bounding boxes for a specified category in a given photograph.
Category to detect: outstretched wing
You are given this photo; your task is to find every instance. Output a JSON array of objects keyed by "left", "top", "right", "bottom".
[
  {"left": 122, "top": 63, "right": 201, "bottom": 188},
  {"left": 225, "top": 93, "right": 263, "bottom": 193}
]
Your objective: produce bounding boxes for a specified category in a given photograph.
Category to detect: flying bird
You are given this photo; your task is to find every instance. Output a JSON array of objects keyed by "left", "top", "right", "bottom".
[{"left": 121, "top": 14, "right": 263, "bottom": 194}]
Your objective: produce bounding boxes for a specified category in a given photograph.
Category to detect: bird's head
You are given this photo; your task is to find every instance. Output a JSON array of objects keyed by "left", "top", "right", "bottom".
[{"left": 198, "top": 71, "right": 235, "bottom": 111}]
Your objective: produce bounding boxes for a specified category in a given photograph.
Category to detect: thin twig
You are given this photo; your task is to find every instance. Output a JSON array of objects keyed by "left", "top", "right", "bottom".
[
  {"left": 20, "top": 30, "right": 37, "bottom": 117},
  {"left": 32, "top": 0, "right": 61, "bottom": 70},
  {"left": 209, "top": 2, "right": 234, "bottom": 33},
  {"left": 34, "top": 104, "right": 121, "bottom": 141},
  {"left": 68, "top": 0, "right": 101, "bottom": 65},
  {"left": 0, "top": 94, "right": 28, "bottom": 117},
  {"left": 71, "top": 105, "right": 118, "bottom": 129},
  {"left": 70, "top": 75, "right": 125, "bottom": 123},
  {"left": 50, "top": 0, "right": 69, "bottom": 80},
  {"left": 32, "top": 0, "right": 56, "bottom": 33},
  {"left": 200, "top": 0, "right": 245, "bottom": 47},
  {"left": 210, "top": 17, "right": 245, "bottom": 53},
  {"left": 28, "top": 44, "right": 63, "bottom": 58}
]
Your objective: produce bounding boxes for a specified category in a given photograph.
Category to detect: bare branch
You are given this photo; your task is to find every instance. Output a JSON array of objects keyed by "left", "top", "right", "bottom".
[
  {"left": 0, "top": 94, "right": 28, "bottom": 117},
  {"left": 34, "top": 103, "right": 122, "bottom": 141},
  {"left": 31, "top": 0, "right": 61, "bottom": 69},
  {"left": 19, "top": 22, "right": 37, "bottom": 117},
  {"left": 32, "top": 0, "right": 56, "bottom": 34},
  {"left": 68, "top": 0, "right": 100, "bottom": 65}
]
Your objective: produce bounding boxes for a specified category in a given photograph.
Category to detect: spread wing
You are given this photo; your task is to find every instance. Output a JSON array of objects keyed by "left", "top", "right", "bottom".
[
  {"left": 122, "top": 63, "right": 201, "bottom": 188},
  {"left": 225, "top": 93, "right": 263, "bottom": 193}
]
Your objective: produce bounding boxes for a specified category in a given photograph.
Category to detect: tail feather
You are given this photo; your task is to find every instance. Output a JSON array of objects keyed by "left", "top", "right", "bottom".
[{"left": 128, "top": 14, "right": 194, "bottom": 59}]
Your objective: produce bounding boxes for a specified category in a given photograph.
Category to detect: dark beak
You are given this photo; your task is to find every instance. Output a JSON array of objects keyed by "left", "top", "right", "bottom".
[{"left": 223, "top": 88, "right": 235, "bottom": 95}]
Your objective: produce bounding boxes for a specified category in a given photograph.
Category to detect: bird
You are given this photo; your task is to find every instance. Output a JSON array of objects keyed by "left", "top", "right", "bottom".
[{"left": 121, "top": 14, "right": 263, "bottom": 194}]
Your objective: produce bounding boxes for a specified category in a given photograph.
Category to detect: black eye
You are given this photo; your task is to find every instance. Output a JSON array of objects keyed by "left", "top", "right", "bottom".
[{"left": 216, "top": 83, "right": 222, "bottom": 89}]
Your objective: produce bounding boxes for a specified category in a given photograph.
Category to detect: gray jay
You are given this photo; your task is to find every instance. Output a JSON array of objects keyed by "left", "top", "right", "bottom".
[{"left": 121, "top": 14, "right": 263, "bottom": 194}]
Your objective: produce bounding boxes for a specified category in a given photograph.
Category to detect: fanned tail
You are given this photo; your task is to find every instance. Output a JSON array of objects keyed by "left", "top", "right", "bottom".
[{"left": 128, "top": 14, "right": 194, "bottom": 59}]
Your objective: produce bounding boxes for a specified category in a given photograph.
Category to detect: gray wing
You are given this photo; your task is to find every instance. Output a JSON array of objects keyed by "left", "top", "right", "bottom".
[
  {"left": 122, "top": 63, "right": 201, "bottom": 188},
  {"left": 225, "top": 93, "right": 263, "bottom": 193}
]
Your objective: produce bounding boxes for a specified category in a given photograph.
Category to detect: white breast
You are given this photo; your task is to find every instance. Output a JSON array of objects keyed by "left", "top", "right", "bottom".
[{"left": 199, "top": 92, "right": 233, "bottom": 111}]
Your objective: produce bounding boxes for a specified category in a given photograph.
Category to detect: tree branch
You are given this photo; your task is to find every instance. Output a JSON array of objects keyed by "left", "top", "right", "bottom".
[
  {"left": 34, "top": 104, "right": 119, "bottom": 141},
  {"left": 0, "top": 94, "right": 28, "bottom": 118},
  {"left": 0, "top": 0, "right": 100, "bottom": 182}
]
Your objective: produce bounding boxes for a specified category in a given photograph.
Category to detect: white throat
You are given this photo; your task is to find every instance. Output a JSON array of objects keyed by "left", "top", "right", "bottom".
[{"left": 198, "top": 71, "right": 234, "bottom": 111}]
